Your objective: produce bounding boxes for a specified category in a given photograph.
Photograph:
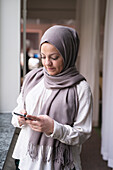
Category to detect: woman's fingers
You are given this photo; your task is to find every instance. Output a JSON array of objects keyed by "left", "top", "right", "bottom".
[
  {"left": 26, "top": 115, "right": 39, "bottom": 121},
  {"left": 26, "top": 115, "right": 54, "bottom": 135},
  {"left": 18, "top": 116, "right": 26, "bottom": 126},
  {"left": 20, "top": 109, "right": 27, "bottom": 116}
]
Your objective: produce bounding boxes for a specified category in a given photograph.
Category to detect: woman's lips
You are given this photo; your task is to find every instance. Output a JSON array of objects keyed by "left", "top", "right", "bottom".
[{"left": 47, "top": 68, "right": 55, "bottom": 71}]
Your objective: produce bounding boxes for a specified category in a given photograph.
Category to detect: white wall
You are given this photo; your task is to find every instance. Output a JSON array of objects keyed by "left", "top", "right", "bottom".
[{"left": 0, "top": 0, "right": 21, "bottom": 113}]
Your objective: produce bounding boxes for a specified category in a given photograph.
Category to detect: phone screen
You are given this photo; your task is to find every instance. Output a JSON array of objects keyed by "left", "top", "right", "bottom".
[
  {"left": 13, "top": 112, "right": 33, "bottom": 120},
  {"left": 14, "top": 112, "right": 26, "bottom": 117}
]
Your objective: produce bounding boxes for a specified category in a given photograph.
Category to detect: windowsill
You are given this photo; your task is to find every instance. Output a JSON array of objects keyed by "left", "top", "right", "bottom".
[{"left": 0, "top": 113, "right": 15, "bottom": 169}]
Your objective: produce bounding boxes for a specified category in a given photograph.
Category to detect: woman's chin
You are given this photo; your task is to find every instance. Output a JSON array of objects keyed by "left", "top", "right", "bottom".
[
  {"left": 48, "top": 72, "right": 56, "bottom": 76},
  {"left": 47, "top": 69, "right": 57, "bottom": 76}
]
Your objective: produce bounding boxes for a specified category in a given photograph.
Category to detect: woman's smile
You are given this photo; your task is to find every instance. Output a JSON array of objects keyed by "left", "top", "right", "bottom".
[{"left": 46, "top": 67, "right": 56, "bottom": 71}]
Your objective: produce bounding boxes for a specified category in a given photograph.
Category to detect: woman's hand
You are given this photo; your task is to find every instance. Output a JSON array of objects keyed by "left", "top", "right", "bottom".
[
  {"left": 26, "top": 115, "right": 54, "bottom": 136},
  {"left": 18, "top": 110, "right": 27, "bottom": 127}
]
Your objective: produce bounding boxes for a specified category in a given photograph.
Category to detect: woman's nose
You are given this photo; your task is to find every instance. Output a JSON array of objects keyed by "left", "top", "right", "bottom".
[{"left": 45, "top": 58, "right": 52, "bottom": 66}]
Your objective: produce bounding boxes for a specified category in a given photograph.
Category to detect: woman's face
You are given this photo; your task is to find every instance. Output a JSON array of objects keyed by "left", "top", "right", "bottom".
[{"left": 41, "top": 43, "right": 64, "bottom": 76}]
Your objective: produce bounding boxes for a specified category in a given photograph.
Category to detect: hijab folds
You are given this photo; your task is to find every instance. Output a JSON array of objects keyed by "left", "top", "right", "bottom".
[{"left": 22, "top": 25, "right": 85, "bottom": 169}]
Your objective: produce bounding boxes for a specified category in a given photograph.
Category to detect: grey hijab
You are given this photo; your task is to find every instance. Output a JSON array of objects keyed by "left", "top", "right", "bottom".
[
  {"left": 22, "top": 25, "right": 85, "bottom": 169},
  {"left": 40, "top": 25, "right": 79, "bottom": 71}
]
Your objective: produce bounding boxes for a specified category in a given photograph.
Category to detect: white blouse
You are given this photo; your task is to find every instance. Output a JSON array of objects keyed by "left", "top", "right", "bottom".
[{"left": 11, "top": 78, "right": 93, "bottom": 170}]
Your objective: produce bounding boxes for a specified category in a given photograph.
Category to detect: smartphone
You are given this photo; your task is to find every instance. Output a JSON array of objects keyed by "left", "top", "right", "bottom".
[{"left": 13, "top": 112, "right": 32, "bottom": 120}]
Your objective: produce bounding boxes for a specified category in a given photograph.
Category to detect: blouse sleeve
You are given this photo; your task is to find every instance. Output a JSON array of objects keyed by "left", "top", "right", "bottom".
[
  {"left": 11, "top": 74, "right": 29, "bottom": 128},
  {"left": 11, "top": 92, "right": 25, "bottom": 128},
  {"left": 47, "top": 81, "right": 93, "bottom": 146}
]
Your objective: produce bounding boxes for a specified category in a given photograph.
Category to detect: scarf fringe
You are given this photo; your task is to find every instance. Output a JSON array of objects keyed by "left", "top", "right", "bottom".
[{"left": 27, "top": 142, "right": 75, "bottom": 169}]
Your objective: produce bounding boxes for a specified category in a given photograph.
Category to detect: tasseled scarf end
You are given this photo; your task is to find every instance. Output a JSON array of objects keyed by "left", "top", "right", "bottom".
[{"left": 28, "top": 142, "right": 75, "bottom": 169}]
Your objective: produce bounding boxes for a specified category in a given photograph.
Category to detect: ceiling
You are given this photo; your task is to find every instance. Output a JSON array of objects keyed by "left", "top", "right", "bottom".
[
  {"left": 21, "top": 0, "right": 76, "bottom": 24},
  {"left": 21, "top": 0, "right": 106, "bottom": 27}
]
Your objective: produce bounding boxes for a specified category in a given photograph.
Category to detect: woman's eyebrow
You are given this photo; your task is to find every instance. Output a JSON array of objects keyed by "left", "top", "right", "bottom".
[{"left": 41, "top": 52, "right": 59, "bottom": 56}]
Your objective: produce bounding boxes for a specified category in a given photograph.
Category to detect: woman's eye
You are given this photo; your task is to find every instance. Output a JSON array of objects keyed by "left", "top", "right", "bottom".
[
  {"left": 51, "top": 56, "right": 59, "bottom": 60},
  {"left": 41, "top": 55, "right": 46, "bottom": 59},
  {"left": 40, "top": 54, "right": 59, "bottom": 60}
]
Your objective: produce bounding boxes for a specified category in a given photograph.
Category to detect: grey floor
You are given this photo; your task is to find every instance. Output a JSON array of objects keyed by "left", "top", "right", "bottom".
[
  {"left": 0, "top": 113, "right": 112, "bottom": 170},
  {"left": 81, "top": 129, "right": 112, "bottom": 170}
]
